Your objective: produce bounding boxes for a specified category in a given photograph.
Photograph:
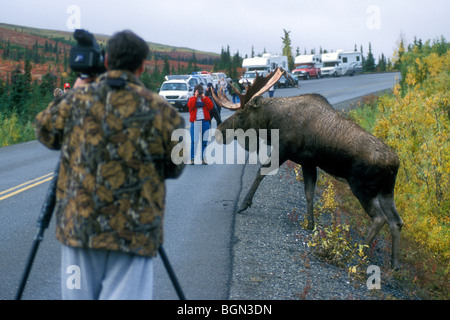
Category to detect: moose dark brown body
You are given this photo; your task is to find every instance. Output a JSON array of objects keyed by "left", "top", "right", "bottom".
[{"left": 213, "top": 69, "right": 403, "bottom": 267}]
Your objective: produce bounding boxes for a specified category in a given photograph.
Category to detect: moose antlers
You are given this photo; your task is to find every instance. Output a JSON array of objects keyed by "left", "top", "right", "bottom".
[{"left": 212, "top": 67, "right": 287, "bottom": 110}]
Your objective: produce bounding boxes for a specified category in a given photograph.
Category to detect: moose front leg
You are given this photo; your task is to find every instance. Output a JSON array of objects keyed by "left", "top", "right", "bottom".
[
  {"left": 237, "top": 164, "right": 269, "bottom": 213},
  {"left": 302, "top": 164, "right": 317, "bottom": 230}
]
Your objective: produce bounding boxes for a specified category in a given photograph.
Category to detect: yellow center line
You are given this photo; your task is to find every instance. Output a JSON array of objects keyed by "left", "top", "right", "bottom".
[{"left": 0, "top": 173, "right": 55, "bottom": 202}]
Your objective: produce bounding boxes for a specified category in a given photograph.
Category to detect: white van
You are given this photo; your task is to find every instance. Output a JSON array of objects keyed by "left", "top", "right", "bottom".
[{"left": 159, "top": 80, "right": 193, "bottom": 112}]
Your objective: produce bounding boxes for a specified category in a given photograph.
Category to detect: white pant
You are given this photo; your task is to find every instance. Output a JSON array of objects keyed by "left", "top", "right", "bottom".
[{"left": 61, "top": 245, "right": 154, "bottom": 300}]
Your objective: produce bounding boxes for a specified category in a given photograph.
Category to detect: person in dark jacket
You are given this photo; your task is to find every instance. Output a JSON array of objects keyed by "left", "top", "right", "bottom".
[
  {"left": 35, "top": 30, "right": 185, "bottom": 300},
  {"left": 205, "top": 83, "right": 222, "bottom": 126}
]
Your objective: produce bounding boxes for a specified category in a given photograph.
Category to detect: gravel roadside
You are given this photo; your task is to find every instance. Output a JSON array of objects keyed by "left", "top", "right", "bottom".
[{"left": 228, "top": 95, "right": 419, "bottom": 300}]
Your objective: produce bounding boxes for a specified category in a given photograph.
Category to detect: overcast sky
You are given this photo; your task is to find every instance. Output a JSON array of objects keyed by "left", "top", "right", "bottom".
[{"left": 1, "top": 0, "right": 449, "bottom": 60}]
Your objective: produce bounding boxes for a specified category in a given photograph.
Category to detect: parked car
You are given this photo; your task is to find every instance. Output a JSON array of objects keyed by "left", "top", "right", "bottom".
[
  {"left": 191, "top": 75, "right": 208, "bottom": 91},
  {"left": 159, "top": 80, "right": 193, "bottom": 112},
  {"left": 193, "top": 71, "right": 218, "bottom": 88},
  {"left": 292, "top": 63, "right": 321, "bottom": 80},
  {"left": 238, "top": 70, "right": 268, "bottom": 86},
  {"left": 346, "top": 62, "right": 363, "bottom": 76},
  {"left": 164, "top": 74, "right": 203, "bottom": 91},
  {"left": 277, "top": 72, "right": 298, "bottom": 88}
]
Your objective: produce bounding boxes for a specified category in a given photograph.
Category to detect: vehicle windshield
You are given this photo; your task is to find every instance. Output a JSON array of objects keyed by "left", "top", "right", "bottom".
[
  {"left": 323, "top": 62, "right": 338, "bottom": 67},
  {"left": 295, "top": 65, "right": 310, "bottom": 69},
  {"left": 161, "top": 82, "right": 188, "bottom": 91},
  {"left": 242, "top": 72, "right": 257, "bottom": 79}
]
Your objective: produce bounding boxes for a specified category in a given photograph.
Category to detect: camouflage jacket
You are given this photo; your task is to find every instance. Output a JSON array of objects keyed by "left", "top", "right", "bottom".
[{"left": 35, "top": 70, "right": 185, "bottom": 257}]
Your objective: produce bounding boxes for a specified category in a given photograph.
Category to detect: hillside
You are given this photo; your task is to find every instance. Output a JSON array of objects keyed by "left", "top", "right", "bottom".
[{"left": 0, "top": 23, "right": 219, "bottom": 83}]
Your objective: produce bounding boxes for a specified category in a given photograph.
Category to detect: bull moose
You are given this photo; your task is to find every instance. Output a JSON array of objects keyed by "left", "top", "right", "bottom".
[{"left": 212, "top": 68, "right": 403, "bottom": 267}]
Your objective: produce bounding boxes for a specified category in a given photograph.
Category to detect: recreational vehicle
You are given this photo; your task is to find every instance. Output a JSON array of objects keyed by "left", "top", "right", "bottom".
[
  {"left": 321, "top": 50, "right": 362, "bottom": 77},
  {"left": 242, "top": 53, "right": 288, "bottom": 73},
  {"left": 293, "top": 54, "right": 323, "bottom": 79},
  {"left": 240, "top": 53, "right": 288, "bottom": 85}
]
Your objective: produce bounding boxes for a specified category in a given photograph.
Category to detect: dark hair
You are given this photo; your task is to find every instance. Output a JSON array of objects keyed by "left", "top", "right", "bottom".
[
  {"left": 194, "top": 84, "right": 203, "bottom": 93},
  {"left": 106, "top": 30, "right": 149, "bottom": 72}
]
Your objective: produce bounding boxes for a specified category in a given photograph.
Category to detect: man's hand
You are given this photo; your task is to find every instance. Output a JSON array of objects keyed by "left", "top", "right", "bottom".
[{"left": 73, "top": 76, "right": 96, "bottom": 88}]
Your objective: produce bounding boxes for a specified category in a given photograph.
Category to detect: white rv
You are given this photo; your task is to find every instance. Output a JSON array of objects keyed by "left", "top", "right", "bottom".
[
  {"left": 321, "top": 50, "right": 362, "bottom": 77},
  {"left": 294, "top": 54, "right": 322, "bottom": 66},
  {"left": 240, "top": 53, "right": 288, "bottom": 85},
  {"left": 242, "top": 53, "right": 288, "bottom": 72},
  {"left": 293, "top": 54, "right": 323, "bottom": 79}
]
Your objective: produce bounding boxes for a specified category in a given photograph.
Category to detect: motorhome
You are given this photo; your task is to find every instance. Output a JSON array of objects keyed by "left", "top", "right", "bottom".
[
  {"left": 293, "top": 54, "right": 323, "bottom": 79},
  {"left": 240, "top": 53, "right": 288, "bottom": 85},
  {"left": 294, "top": 54, "right": 322, "bottom": 66},
  {"left": 321, "top": 50, "right": 362, "bottom": 77},
  {"left": 242, "top": 53, "right": 288, "bottom": 73}
]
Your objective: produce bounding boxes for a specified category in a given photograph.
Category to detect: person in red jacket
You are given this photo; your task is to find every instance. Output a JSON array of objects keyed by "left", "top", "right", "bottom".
[{"left": 187, "top": 84, "right": 214, "bottom": 164}]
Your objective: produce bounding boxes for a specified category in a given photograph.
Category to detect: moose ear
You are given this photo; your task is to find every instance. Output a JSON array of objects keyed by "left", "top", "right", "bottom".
[{"left": 248, "top": 95, "right": 264, "bottom": 108}]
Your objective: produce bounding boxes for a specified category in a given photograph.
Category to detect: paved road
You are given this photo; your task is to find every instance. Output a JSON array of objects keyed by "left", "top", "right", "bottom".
[{"left": 0, "top": 72, "right": 399, "bottom": 300}]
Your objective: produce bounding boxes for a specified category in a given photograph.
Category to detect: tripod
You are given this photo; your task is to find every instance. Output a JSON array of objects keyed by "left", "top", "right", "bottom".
[{"left": 15, "top": 162, "right": 186, "bottom": 300}]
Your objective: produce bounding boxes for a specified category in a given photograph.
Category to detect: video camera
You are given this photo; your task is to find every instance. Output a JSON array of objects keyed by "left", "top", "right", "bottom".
[{"left": 69, "top": 29, "right": 106, "bottom": 78}]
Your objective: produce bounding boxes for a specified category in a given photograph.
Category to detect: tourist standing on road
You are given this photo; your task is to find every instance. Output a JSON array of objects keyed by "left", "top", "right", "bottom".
[
  {"left": 230, "top": 81, "right": 242, "bottom": 103},
  {"left": 269, "top": 84, "right": 275, "bottom": 97},
  {"left": 205, "top": 83, "right": 222, "bottom": 126},
  {"left": 35, "top": 30, "right": 185, "bottom": 300},
  {"left": 187, "top": 84, "right": 213, "bottom": 165}
]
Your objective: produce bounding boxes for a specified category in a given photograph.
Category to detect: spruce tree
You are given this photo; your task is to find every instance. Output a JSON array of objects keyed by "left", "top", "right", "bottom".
[
  {"left": 281, "top": 29, "right": 295, "bottom": 71},
  {"left": 364, "top": 42, "right": 376, "bottom": 72}
]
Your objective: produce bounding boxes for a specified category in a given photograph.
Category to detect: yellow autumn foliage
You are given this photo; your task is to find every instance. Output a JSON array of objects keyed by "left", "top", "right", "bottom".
[
  {"left": 0, "top": 113, "right": 35, "bottom": 147},
  {"left": 356, "top": 44, "right": 450, "bottom": 262}
]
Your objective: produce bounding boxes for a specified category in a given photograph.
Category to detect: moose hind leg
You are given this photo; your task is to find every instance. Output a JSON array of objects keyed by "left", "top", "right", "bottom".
[
  {"left": 377, "top": 194, "right": 403, "bottom": 268},
  {"left": 302, "top": 165, "right": 317, "bottom": 230},
  {"left": 360, "top": 197, "right": 387, "bottom": 251}
]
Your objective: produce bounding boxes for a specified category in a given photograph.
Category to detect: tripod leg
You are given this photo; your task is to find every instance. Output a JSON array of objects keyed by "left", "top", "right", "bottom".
[
  {"left": 158, "top": 246, "right": 186, "bottom": 300},
  {"left": 15, "top": 230, "right": 45, "bottom": 300}
]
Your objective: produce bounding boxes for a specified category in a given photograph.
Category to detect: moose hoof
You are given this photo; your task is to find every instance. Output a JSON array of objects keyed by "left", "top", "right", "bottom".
[
  {"left": 237, "top": 203, "right": 250, "bottom": 214},
  {"left": 391, "top": 261, "right": 401, "bottom": 271},
  {"left": 237, "top": 207, "right": 247, "bottom": 214}
]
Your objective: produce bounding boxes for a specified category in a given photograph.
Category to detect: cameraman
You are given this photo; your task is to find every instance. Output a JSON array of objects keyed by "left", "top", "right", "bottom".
[{"left": 35, "top": 30, "right": 185, "bottom": 300}]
